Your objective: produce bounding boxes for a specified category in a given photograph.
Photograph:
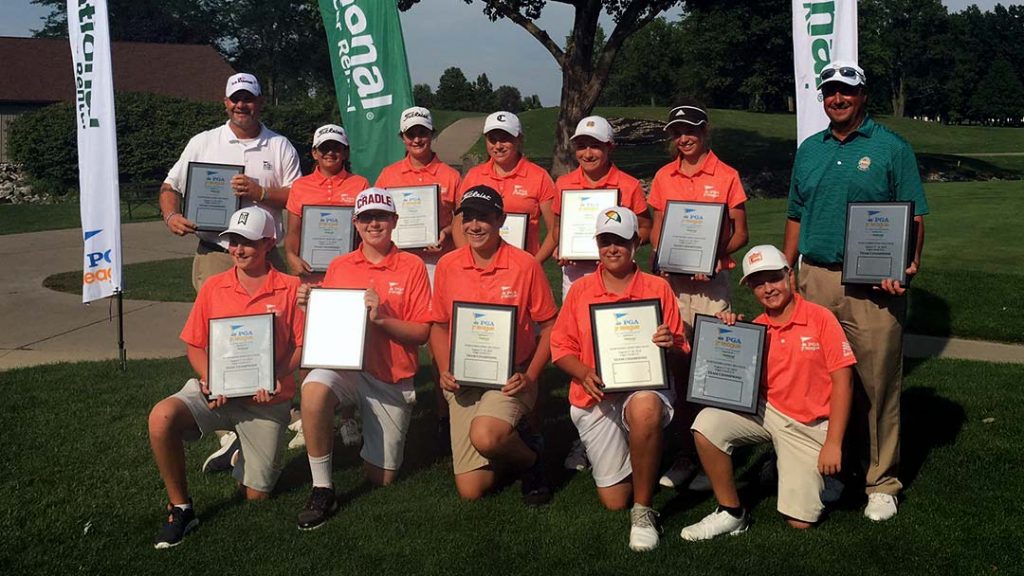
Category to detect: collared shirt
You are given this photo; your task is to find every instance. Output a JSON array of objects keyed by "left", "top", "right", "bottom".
[
  {"left": 553, "top": 164, "right": 648, "bottom": 216},
  {"left": 787, "top": 115, "right": 929, "bottom": 264},
  {"left": 550, "top": 264, "right": 689, "bottom": 409},
  {"left": 180, "top": 266, "right": 305, "bottom": 404},
  {"left": 754, "top": 294, "right": 857, "bottom": 424},
  {"left": 457, "top": 156, "right": 556, "bottom": 255},
  {"left": 165, "top": 121, "right": 302, "bottom": 249},
  {"left": 286, "top": 167, "right": 369, "bottom": 215},
  {"left": 323, "top": 245, "right": 432, "bottom": 384},
  {"left": 376, "top": 154, "right": 461, "bottom": 255},
  {"left": 431, "top": 242, "right": 558, "bottom": 367}
]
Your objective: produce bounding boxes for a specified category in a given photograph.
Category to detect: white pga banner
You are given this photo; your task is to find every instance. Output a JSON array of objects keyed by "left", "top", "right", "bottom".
[
  {"left": 792, "top": 0, "right": 858, "bottom": 145},
  {"left": 68, "top": 0, "right": 122, "bottom": 302}
]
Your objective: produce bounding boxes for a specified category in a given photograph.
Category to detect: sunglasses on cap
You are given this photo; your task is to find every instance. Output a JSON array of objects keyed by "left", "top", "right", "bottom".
[{"left": 820, "top": 66, "right": 862, "bottom": 82}]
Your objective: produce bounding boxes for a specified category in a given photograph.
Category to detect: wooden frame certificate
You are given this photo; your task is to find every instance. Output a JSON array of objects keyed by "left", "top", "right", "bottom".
[
  {"left": 559, "top": 189, "right": 620, "bottom": 260},
  {"left": 499, "top": 212, "right": 529, "bottom": 250},
  {"left": 207, "top": 313, "right": 275, "bottom": 399},
  {"left": 450, "top": 302, "right": 517, "bottom": 389},
  {"left": 590, "top": 299, "right": 669, "bottom": 392},
  {"left": 686, "top": 314, "right": 765, "bottom": 414},
  {"left": 301, "top": 288, "right": 367, "bottom": 370},
  {"left": 184, "top": 162, "right": 243, "bottom": 232},
  {"left": 300, "top": 205, "right": 355, "bottom": 272},
  {"left": 388, "top": 185, "right": 440, "bottom": 249},
  {"left": 655, "top": 201, "right": 726, "bottom": 276},
  {"left": 842, "top": 201, "right": 914, "bottom": 286}
]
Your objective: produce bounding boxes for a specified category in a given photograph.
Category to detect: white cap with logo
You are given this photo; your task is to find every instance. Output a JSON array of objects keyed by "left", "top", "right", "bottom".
[
  {"left": 819, "top": 61, "right": 867, "bottom": 87},
  {"left": 483, "top": 111, "right": 522, "bottom": 137},
  {"left": 313, "top": 124, "right": 349, "bottom": 148},
  {"left": 572, "top": 115, "right": 614, "bottom": 144},
  {"left": 739, "top": 244, "right": 790, "bottom": 284},
  {"left": 225, "top": 73, "right": 261, "bottom": 98},
  {"left": 400, "top": 106, "right": 434, "bottom": 133},
  {"left": 219, "top": 206, "right": 276, "bottom": 241},
  {"left": 594, "top": 206, "right": 638, "bottom": 240},
  {"left": 354, "top": 188, "right": 397, "bottom": 216}
]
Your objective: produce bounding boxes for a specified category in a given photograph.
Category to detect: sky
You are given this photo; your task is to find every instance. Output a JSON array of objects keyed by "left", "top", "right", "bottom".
[{"left": 1, "top": 0, "right": 1019, "bottom": 106}]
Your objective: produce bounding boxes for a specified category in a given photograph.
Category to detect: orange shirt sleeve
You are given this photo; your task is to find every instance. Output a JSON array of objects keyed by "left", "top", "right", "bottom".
[
  {"left": 549, "top": 285, "right": 582, "bottom": 363},
  {"left": 658, "top": 278, "right": 690, "bottom": 354},
  {"left": 538, "top": 169, "right": 556, "bottom": 204},
  {"left": 725, "top": 170, "right": 748, "bottom": 209},
  {"left": 622, "top": 176, "right": 648, "bottom": 214},
  {"left": 429, "top": 259, "right": 452, "bottom": 324},
  {"left": 527, "top": 260, "right": 558, "bottom": 323},
  {"left": 820, "top": 310, "right": 856, "bottom": 373},
  {"left": 285, "top": 176, "right": 307, "bottom": 216},
  {"left": 180, "top": 284, "right": 213, "bottom": 349},
  {"left": 404, "top": 258, "right": 433, "bottom": 324},
  {"left": 647, "top": 163, "right": 673, "bottom": 212}
]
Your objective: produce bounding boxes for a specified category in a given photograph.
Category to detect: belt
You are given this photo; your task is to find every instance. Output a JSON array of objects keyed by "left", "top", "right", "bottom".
[
  {"left": 801, "top": 257, "right": 842, "bottom": 271},
  {"left": 198, "top": 239, "right": 229, "bottom": 254}
]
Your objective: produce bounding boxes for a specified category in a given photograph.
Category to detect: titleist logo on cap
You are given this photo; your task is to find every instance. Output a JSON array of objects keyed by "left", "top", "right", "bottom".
[
  {"left": 463, "top": 190, "right": 494, "bottom": 201},
  {"left": 404, "top": 110, "right": 430, "bottom": 120},
  {"left": 357, "top": 192, "right": 395, "bottom": 210},
  {"left": 317, "top": 126, "right": 343, "bottom": 136}
]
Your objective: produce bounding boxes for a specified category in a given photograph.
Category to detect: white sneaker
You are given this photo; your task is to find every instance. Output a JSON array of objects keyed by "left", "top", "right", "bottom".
[
  {"left": 688, "top": 472, "right": 712, "bottom": 492},
  {"left": 201, "top": 431, "right": 239, "bottom": 473},
  {"left": 288, "top": 419, "right": 306, "bottom": 450},
  {"left": 338, "top": 418, "right": 361, "bottom": 447},
  {"left": 680, "top": 508, "right": 749, "bottom": 541},
  {"left": 864, "top": 493, "right": 898, "bottom": 521},
  {"left": 659, "top": 456, "right": 699, "bottom": 488},
  {"left": 628, "top": 506, "right": 661, "bottom": 552},
  {"left": 563, "top": 439, "right": 590, "bottom": 471}
]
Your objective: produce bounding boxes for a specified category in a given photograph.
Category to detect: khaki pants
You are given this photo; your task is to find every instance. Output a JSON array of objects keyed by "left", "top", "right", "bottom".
[
  {"left": 799, "top": 261, "right": 905, "bottom": 496},
  {"left": 668, "top": 271, "right": 732, "bottom": 341}
]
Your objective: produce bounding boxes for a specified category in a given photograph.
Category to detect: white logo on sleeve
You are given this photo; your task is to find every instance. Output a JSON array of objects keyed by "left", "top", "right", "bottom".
[
  {"left": 388, "top": 281, "right": 404, "bottom": 296},
  {"left": 842, "top": 341, "right": 854, "bottom": 357},
  {"left": 800, "top": 336, "right": 821, "bottom": 352},
  {"left": 500, "top": 286, "right": 518, "bottom": 300}
]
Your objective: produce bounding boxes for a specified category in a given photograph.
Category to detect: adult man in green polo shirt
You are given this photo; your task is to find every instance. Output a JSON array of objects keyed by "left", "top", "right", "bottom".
[{"left": 783, "top": 62, "right": 927, "bottom": 523}]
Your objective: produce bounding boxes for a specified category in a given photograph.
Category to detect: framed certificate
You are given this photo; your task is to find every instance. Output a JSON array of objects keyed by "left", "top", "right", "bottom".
[
  {"left": 499, "top": 212, "right": 529, "bottom": 250},
  {"left": 655, "top": 201, "right": 726, "bottom": 276},
  {"left": 686, "top": 314, "right": 765, "bottom": 414},
  {"left": 207, "top": 313, "right": 276, "bottom": 399},
  {"left": 388, "top": 185, "right": 440, "bottom": 249},
  {"left": 842, "top": 201, "right": 914, "bottom": 286},
  {"left": 300, "top": 205, "right": 356, "bottom": 272},
  {"left": 450, "top": 302, "right": 517, "bottom": 389},
  {"left": 590, "top": 299, "right": 669, "bottom": 392},
  {"left": 184, "top": 162, "right": 243, "bottom": 232},
  {"left": 559, "top": 189, "right": 620, "bottom": 260},
  {"left": 301, "top": 288, "right": 367, "bottom": 370}
]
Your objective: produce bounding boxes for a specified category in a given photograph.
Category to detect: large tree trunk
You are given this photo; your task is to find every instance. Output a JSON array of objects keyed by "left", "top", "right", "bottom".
[
  {"left": 891, "top": 74, "right": 906, "bottom": 118},
  {"left": 550, "top": 2, "right": 602, "bottom": 177}
]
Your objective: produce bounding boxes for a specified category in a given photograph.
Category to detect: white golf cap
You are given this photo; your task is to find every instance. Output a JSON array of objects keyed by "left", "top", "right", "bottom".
[
  {"left": 483, "top": 111, "right": 522, "bottom": 137},
  {"left": 312, "top": 124, "right": 349, "bottom": 148},
  {"left": 739, "top": 244, "right": 789, "bottom": 284},
  {"left": 819, "top": 61, "right": 867, "bottom": 87},
  {"left": 354, "top": 187, "right": 397, "bottom": 216},
  {"left": 594, "top": 206, "right": 637, "bottom": 240},
  {"left": 225, "top": 73, "right": 261, "bottom": 98},
  {"left": 219, "top": 206, "right": 275, "bottom": 241},
  {"left": 571, "top": 115, "right": 614, "bottom": 144},
  {"left": 400, "top": 106, "right": 434, "bottom": 133}
]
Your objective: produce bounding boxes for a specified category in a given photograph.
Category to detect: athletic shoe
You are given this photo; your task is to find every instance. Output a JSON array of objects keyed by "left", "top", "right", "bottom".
[
  {"left": 659, "top": 455, "right": 699, "bottom": 488},
  {"left": 628, "top": 506, "right": 662, "bottom": 552},
  {"left": 297, "top": 487, "right": 338, "bottom": 531},
  {"left": 563, "top": 439, "right": 590, "bottom": 471},
  {"left": 518, "top": 422, "right": 552, "bottom": 506},
  {"left": 864, "top": 493, "right": 898, "bottom": 522},
  {"left": 821, "top": 476, "right": 844, "bottom": 504},
  {"left": 202, "top": 432, "right": 240, "bottom": 473},
  {"left": 288, "top": 419, "right": 306, "bottom": 450},
  {"left": 153, "top": 503, "right": 198, "bottom": 549},
  {"left": 679, "top": 508, "right": 749, "bottom": 541},
  {"left": 688, "top": 472, "right": 712, "bottom": 492},
  {"left": 338, "top": 418, "right": 361, "bottom": 447}
]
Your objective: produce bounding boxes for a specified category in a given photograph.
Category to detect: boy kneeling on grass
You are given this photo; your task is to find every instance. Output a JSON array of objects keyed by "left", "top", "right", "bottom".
[
  {"left": 679, "top": 245, "right": 855, "bottom": 540},
  {"left": 148, "top": 207, "right": 304, "bottom": 549}
]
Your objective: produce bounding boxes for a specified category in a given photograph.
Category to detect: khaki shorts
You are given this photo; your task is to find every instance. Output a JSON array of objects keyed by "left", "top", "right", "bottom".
[
  {"left": 303, "top": 369, "right": 417, "bottom": 471},
  {"left": 172, "top": 379, "right": 290, "bottom": 493},
  {"left": 692, "top": 402, "right": 829, "bottom": 523},
  {"left": 444, "top": 387, "right": 533, "bottom": 475},
  {"left": 668, "top": 271, "right": 731, "bottom": 340},
  {"left": 570, "top": 390, "right": 675, "bottom": 488}
]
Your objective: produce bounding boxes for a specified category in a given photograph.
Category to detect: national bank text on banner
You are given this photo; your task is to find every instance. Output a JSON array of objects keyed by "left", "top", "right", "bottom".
[
  {"left": 318, "top": 0, "right": 414, "bottom": 182},
  {"left": 791, "top": 0, "right": 858, "bottom": 146},
  {"left": 69, "top": 0, "right": 122, "bottom": 303}
]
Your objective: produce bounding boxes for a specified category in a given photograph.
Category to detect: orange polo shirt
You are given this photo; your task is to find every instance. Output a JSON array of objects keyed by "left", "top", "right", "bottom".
[
  {"left": 376, "top": 154, "right": 461, "bottom": 254},
  {"left": 457, "top": 157, "right": 555, "bottom": 255},
  {"left": 553, "top": 165, "right": 648, "bottom": 216},
  {"left": 181, "top": 266, "right": 305, "bottom": 404},
  {"left": 323, "top": 245, "right": 431, "bottom": 384},
  {"left": 551, "top": 264, "right": 689, "bottom": 409},
  {"left": 754, "top": 294, "right": 857, "bottom": 424},
  {"left": 285, "top": 168, "right": 370, "bottom": 215},
  {"left": 431, "top": 242, "right": 558, "bottom": 367}
]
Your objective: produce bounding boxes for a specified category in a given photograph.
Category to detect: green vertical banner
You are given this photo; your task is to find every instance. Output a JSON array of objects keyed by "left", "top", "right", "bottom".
[{"left": 318, "top": 0, "right": 413, "bottom": 182}]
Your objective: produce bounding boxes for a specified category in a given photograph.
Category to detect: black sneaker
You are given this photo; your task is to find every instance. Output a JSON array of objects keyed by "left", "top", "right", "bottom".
[
  {"left": 153, "top": 503, "right": 198, "bottom": 549},
  {"left": 297, "top": 487, "right": 338, "bottom": 531},
  {"left": 202, "top": 433, "right": 241, "bottom": 473},
  {"left": 517, "top": 422, "right": 551, "bottom": 507}
]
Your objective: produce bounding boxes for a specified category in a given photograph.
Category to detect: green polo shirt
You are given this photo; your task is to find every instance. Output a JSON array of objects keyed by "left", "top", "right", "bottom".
[{"left": 787, "top": 116, "right": 928, "bottom": 264}]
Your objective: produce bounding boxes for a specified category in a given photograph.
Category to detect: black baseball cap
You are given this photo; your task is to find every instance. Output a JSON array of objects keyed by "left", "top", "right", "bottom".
[
  {"left": 455, "top": 185, "right": 504, "bottom": 215},
  {"left": 664, "top": 105, "right": 709, "bottom": 130}
]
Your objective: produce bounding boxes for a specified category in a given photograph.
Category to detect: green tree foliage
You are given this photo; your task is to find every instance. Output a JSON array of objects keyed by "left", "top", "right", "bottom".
[
  {"left": 494, "top": 85, "right": 524, "bottom": 113},
  {"left": 413, "top": 83, "right": 435, "bottom": 108},
  {"left": 435, "top": 67, "right": 475, "bottom": 111},
  {"left": 473, "top": 73, "right": 496, "bottom": 112},
  {"left": 30, "top": 0, "right": 220, "bottom": 44},
  {"left": 599, "top": 18, "right": 682, "bottom": 107},
  {"left": 969, "top": 58, "right": 1024, "bottom": 125}
]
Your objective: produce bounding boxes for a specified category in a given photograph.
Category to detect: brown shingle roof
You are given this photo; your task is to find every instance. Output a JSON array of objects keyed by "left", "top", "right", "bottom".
[{"left": 0, "top": 36, "right": 235, "bottom": 104}]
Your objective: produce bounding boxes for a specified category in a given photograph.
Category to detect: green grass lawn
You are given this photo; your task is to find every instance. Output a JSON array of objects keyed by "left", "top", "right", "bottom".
[
  {"left": 0, "top": 356, "right": 1020, "bottom": 574},
  {"left": 0, "top": 199, "right": 161, "bottom": 236}
]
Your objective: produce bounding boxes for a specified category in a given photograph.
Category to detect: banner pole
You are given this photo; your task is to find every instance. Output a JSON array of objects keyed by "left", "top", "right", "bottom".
[{"left": 117, "top": 289, "right": 126, "bottom": 371}]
